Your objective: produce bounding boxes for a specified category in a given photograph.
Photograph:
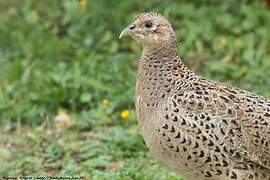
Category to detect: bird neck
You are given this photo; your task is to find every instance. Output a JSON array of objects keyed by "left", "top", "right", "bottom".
[
  {"left": 140, "top": 37, "right": 185, "bottom": 71},
  {"left": 136, "top": 37, "right": 193, "bottom": 108}
]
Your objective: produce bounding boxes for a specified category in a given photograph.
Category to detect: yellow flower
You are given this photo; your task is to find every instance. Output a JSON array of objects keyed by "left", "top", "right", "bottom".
[
  {"left": 121, "top": 110, "right": 129, "bottom": 119},
  {"left": 103, "top": 99, "right": 109, "bottom": 105},
  {"left": 33, "top": 11, "right": 39, "bottom": 20},
  {"left": 80, "top": 0, "right": 87, "bottom": 6},
  {"left": 80, "top": 171, "right": 87, "bottom": 179}
]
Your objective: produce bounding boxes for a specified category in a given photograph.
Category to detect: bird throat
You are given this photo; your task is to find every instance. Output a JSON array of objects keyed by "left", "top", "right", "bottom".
[
  {"left": 136, "top": 39, "right": 185, "bottom": 107},
  {"left": 141, "top": 39, "right": 180, "bottom": 69}
]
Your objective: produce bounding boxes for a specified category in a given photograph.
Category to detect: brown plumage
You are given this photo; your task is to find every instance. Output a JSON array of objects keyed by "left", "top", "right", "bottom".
[{"left": 120, "top": 12, "right": 270, "bottom": 180}]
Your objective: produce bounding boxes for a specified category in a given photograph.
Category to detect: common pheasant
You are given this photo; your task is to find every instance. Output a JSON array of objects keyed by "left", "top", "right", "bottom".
[{"left": 120, "top": 12, "right": 270, "bottom": 180}]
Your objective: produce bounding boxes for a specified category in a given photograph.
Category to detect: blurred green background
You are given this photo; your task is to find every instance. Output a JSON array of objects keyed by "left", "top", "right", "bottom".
[{"left": 0, "top": 0, "right": 270, "bottom": 179}]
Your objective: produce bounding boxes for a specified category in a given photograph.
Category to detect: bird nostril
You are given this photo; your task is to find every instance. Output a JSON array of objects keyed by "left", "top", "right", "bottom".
[{"left": 129, "top": 24, "right": 135, "bottom": 30}]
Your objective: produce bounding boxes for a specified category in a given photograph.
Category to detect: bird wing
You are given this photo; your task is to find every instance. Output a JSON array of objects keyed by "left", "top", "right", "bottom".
[{"left": 172, "top": 74, "right": 270, "bottom": 169}]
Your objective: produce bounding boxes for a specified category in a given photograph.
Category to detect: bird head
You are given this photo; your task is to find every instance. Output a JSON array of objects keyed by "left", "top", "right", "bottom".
[{"left": 119, "top": 12, "right": 175, "bottom": 47}]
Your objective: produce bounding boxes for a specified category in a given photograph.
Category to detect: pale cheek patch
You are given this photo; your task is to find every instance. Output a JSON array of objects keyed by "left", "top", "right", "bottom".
[
  {"left": 161, "top": 33, "right": 170, "bottom": 41},
  {"left": 133, "top": 31, "right": 170, "bottom": 46},
  {"left": 151, "top": 33, "right": 170, "bottom": 43},
  {"left": 153, "top": 34, "right": 159, "bottom": 43}
]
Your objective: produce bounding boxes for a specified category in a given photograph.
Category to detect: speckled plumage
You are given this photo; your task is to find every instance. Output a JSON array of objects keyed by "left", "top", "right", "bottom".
[{"left": 120, "top": 13, "right": 270, "bottom": 180}]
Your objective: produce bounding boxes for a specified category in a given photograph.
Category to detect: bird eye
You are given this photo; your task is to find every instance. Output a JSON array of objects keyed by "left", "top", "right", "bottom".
[{"left": 145, "top": 21, "right": 153, "bottom": 28}]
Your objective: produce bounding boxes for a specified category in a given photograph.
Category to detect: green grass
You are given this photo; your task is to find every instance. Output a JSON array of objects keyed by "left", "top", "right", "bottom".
[
  {"left": 0, "top": 0, "right": 270, "bottom": 179},
  {"left": 0, "top": 125, "right": 182, "bottom": 179}
]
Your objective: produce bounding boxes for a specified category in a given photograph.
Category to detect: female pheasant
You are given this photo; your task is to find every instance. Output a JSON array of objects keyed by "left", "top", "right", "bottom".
[{"left": 119, "top": 12, "right": 270, "bottom": 180}]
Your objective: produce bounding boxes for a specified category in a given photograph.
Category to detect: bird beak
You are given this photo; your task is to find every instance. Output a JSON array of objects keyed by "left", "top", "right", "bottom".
[{"left": 119, "top": 24, "right": 135, "bottom": 39}]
